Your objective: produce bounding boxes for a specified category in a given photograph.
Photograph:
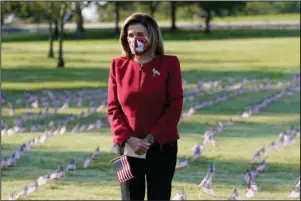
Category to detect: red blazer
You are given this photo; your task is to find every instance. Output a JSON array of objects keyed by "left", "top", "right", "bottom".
[{"left": 107, "top": 55, "right": 183, "bottom": 147}]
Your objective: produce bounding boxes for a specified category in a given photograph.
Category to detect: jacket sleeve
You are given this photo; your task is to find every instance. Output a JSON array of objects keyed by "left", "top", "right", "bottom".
[
  {"left": 107, "top": 59, "right": 132, "bottom": 146},
  {"left": 150, "top": 56, "right": 183, "bottom": 146}
]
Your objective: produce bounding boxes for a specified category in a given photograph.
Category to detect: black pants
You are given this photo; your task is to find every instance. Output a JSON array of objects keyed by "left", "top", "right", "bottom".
[{"left": 119, "top": 141, "right": 178, "bottom": 200}]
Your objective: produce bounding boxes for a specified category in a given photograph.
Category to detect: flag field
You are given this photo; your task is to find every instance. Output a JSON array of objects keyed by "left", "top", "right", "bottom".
[{"left": 1, "top": 31, "right": 300, "bottom": 200}]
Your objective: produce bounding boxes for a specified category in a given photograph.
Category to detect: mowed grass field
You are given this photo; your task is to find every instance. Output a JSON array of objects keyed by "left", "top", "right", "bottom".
[{"left": 1, "top": 29, "right": 300, "bottom": 200}]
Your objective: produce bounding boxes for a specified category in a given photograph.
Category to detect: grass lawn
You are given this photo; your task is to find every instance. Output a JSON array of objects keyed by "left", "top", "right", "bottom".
[
  {"left": 16, "top": 13, "right": 301, "bottom": 26},
  {"left": 210, "top": 13, "right": 300, "bottom": 22},
  {"left": 1, "top": 29, "right": 300, "bottom": 200},
  {"left": 156, "top": 13, "right": 301, "bottom": 24}
]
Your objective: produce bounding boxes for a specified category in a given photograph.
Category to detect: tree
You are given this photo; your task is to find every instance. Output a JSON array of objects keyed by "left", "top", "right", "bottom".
[
  {"left": 1, "top": 2, "right": 29, "bottom": 24},
  {"left": 114, "top": 1, "right": 120, "bottom": 33},
  {"left": 75, "top": 2, "right": 84, "bottom": 39},
  {"left": 170, "top": 1, "right": 177, "bottom": 31},
  {"left": 47, "top": 2, "right": 55, "bottom": 58},
  {"left": 197, "top": 2, "right": 246, "bottom": 33},
  {"left": 149, "top": 1, "right": 160, "bottom": 18},
  {"left": 134, "top": 1, "right": 161, "bottom": 18},
  {"left": 74, "top": 1, "right": 94, "bottom": 39},
  {"left": 57, "top": 3, "right": 68, "bottom": 68}
]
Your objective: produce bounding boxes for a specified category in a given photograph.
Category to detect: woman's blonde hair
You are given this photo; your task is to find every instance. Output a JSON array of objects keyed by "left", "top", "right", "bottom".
[{"left": 119, "top": 12, "right": 164, "bottom": 58}]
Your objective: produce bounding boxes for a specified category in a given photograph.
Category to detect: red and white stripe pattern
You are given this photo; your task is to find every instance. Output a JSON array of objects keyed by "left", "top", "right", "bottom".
[{"left": 113, "top": 155, "right": 134, "bottom": 183}]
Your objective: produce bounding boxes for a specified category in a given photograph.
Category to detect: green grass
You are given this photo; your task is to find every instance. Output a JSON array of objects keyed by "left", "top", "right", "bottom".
[
  {"left": 156, "top": 13, "right": 301, "bottom": 23},
  {"left": 17, "top": 13, "right": 301, "bottom": 26},
  {"left": 1, "top": 30, "right": 300, "bottom": 200},
  {"left": 2, "top": 28, "right": 300, "bottom": 43},
  {"left": 212, "top": 13, "right": 300, "bottom": 22}
]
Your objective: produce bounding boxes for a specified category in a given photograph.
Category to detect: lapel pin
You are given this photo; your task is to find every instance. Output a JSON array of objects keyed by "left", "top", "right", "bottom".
[{"left": 152, "top": 68, "right": 160, "bottom": 77}]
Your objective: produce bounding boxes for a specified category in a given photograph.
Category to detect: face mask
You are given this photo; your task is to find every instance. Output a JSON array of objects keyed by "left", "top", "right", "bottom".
[{"left": 128, "top": 37, "right": 150, "bottom": 56}]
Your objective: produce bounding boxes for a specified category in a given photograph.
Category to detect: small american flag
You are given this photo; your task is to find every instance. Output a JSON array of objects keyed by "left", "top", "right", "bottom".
[
  {"left": 8, "top": 193, "right": 15, "bottom": 200},
  {"left": 66, "top": 159, "right": 76, "bottom": 170},
  {"left": 228, "top": 189, "right": 241, "bottom": 200},
  {"left": 172, "top": 189, "right": 186, "bottom": 200},
  {"left": 113, "top": 155, "right": 134, "bottom": 183}
]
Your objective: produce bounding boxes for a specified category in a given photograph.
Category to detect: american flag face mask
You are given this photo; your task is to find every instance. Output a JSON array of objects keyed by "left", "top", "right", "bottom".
[{"left": 111, "top": 155, "right": 134, "bottom": 183}]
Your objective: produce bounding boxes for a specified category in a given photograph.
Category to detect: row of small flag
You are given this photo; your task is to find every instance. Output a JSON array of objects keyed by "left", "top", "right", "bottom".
[
  {"left": 1, "top": 126, "right": 66, "bottom": 169},
  {"left": 9, "top": 163, "right": 71, "bottom": 200},
  {"left": 174, "top": 117, "right": 234, "bottom": 170},
  {"left": 8, "top": 146, "right": 101, "bottom": 200},
  {"left": 183, "top": 78, "right": 250, "bottom": 102},
  {"left": 240, "top": 85, "right": 300, "bottom": 119},
  {"left": 183, "top": 74, "right": 298, "bottom": 102},
  {"left": 182, "top": 80, "right": 265, "bottom": 121},
  {"left": 1, "top": 119, "right": 107, "bottom": 170},
  {"left": 172, "top": 137, "right": 299, "bottom": 200},
  {"left": 181, "top": 74, "right": 300, "bottom": 122},
  {"left": 1, "top": 101, "right": 106, "bottom": 136},
  {"left": 4, "top": 76, "right": 246, "bottom": 117},
  {"left": 172, "top": 125, "right": 300, "bottom": 199},
  {"left": 2, "top": 87, "right": 107, "bottom": 111},
  {"left": 245, "top": 126, "right": 300, "bottom": 198},
  {"left": 182, "top": 75, "right": 271, "bottom": 97},
  {"left": 175, "top": 79, "right": 300, "bottom": 169},
  {"left": 3, "top": 74, "right": 299, "bottom": 137},
  {"left": 3, "top": 75, "right": 294, "bottom": 126},
  {"left": 172, "top": 83, "right": 300, "bottom": 200}
]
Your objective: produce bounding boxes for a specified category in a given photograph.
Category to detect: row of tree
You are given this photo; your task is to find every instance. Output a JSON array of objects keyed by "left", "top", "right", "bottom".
[
  {"left": 2, "top": 1, "right": 249, "bottom": 68},
  {"left": 2, "top": 1, "right": 299, "bottom": 68},
  {"left": 2, "top": 1, "right": 248, "bottom": 33}
]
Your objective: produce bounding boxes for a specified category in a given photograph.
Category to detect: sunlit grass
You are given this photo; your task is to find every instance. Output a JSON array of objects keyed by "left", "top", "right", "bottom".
[{"left": 1, "top": 32, "right": 300, "bottom": 200}]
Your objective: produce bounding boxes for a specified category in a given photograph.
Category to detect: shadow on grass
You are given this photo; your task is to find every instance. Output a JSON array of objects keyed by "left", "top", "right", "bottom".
[
  {"left": 1, "top": 148, "right": 299, "bottom": 187},
  {"left": 179, "top": 120, "right": 300, "bottom": 139},
  {"left": 2, "top": 29, "right": 300, "bottom": 43},
  {"left": 2, "top": 67, "right": 298, "bottom": 91},
  {"left": 1, "top": 149, "right": 118, "bottom": 183},
  {"left": 2, "top": 67, "right": 109, "bottom": 83},
  {"left": 182, "top": 87, "right": 300, "bottom": 115},
  {"left": 0, "top": 112, "right": 109, "bottom": 131},
  {"left": 174, "top": 154, "right": 300, "bottom": 186}
]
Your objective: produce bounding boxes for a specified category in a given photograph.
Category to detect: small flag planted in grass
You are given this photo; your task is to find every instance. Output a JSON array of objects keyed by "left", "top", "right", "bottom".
[
  {"left": 288, "top": 176, "right": 300, "bottom": 198},
  {"left": 175, "top": 157, "right": 188, "bottom": 169},
  {"left": 27, "top": 182, "right": 38, "bottom": 194},
  {"left": 228, "top": 189, "right": 241, "bottom": 200},
  {"left": 172, "top": 189, "right": 186, "bottom": 200},
  {"left": 84, "top": 154, "right": 93, "bottom": 169},
  {"left": 37, "top": 174, "right": 50, "bottom": 186},
  {"left": 66, "top": 159, "right": 76, "bottom": 175},
  {"left": 199, "top": 163, "right": 215, "bottom": 196},
  {"left": 8, "top": 192, "right": 15, "bottom": 200},
  {"left": 192, "top": 143, "right": 203, "bottom": 161},
  {"left": 256, "top": 160, "right": 267, "bottom": 172},
  {"left": 92, "top": 147, "right": 100, "bottom": 159}
]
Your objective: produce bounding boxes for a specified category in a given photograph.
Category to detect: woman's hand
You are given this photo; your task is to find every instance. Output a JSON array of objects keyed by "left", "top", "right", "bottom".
[{"left": 126, "top": 136, "right": 151, "bottom": 155}]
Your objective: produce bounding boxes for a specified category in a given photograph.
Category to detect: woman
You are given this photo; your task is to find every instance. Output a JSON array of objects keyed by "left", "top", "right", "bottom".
[{"left": 107, "top": 12, "right": 183, "bottom": 200}]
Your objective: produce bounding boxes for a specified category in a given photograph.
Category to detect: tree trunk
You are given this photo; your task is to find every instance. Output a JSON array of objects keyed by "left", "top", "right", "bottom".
[
  {"left": 54, "top": 19, "right": 59, "bottom": 38},
  {"left": 149, "top": 2, "right": 155, "bottom": 18},
  {"left": 48, "top": 20, "right": 54, "bottom": 58},
  {"left": 114, "top": 1, "right": 119, "bottom": 33},
  {"left": 57, "top": 4, "right": 66, "bottom": 68},
  {"left": 75, "top": 2, "right": 84, "bottom": 39},
  {"left": 204, "top": 8, "right": 212, "bottom": 33},
  {"left": 1, "top": 13, "right": 3, "bottom": 24},
  {"left": 149, "top": 2, "right": 160, "bottom": 18},
  {"left": 170, "top": 1, "right": 177, "bottom": 31},
  {"left": 57, "top": 18, "right": 64, "bottom": 68}
]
